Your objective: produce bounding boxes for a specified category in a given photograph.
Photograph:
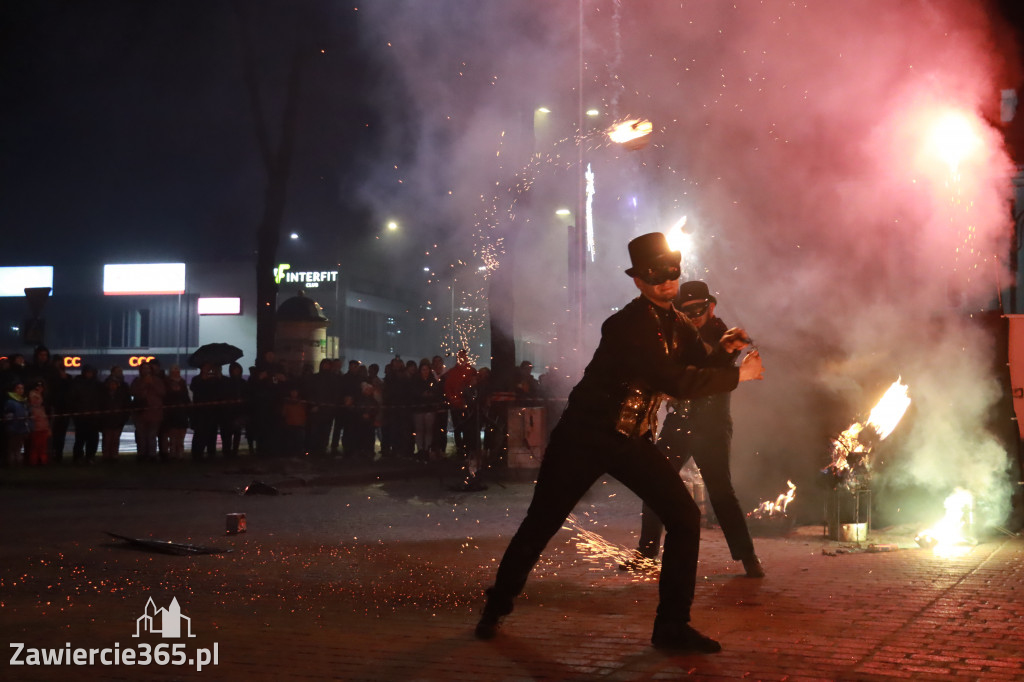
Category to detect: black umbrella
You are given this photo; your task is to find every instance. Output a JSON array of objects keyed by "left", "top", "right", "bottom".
[{"left": 188, "top": 342, "right": 243, "bottom": 368}]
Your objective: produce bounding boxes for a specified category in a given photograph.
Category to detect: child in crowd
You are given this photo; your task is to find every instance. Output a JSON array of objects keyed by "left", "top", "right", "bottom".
[{"left": 4, "top": 382, "right": 30, "bottom": 465}]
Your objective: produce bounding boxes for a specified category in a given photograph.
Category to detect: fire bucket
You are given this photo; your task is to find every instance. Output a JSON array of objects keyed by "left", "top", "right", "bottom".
[{"left": 834, "top": 522, "right": 868, "bottom": 542}]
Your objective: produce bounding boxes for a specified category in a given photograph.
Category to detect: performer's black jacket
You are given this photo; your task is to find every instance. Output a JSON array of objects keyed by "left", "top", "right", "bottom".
[{"left": 565, "top": 295, "right": 740, "bottom": 434}]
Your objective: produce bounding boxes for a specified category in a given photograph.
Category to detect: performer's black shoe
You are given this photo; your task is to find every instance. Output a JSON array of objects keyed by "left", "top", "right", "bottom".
[
  {"left": 474, "top": 589, "right": 512, "bottom": 640},
  {"left": 474, "top": 611, "right": 502, "bottom": 640},
  {"left": 741, "top": 554, "right": 765, "bottom": 578},
  {"left": 651, "top": 620, "right": 722, "bottom": 653}
]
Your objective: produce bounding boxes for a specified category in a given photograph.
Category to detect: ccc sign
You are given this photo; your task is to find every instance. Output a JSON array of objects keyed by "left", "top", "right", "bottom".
[{"left": 63, "top": 356, "right": 156, "bottom": 368}]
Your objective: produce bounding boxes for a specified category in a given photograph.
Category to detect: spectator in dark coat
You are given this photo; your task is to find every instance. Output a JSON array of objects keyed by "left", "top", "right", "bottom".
[
  {"left": 69, "top": 366, "right": 102, "bottom": 463},
  {"left": 162, "top": 366, "right": 191, "bottom": 459},
  {"left": 97, "top": 374, "right": 131, "bottom": 460},
  {"left": 220, "top": 362, "right": 247, "bottom": 457},
  {"left": 189, "top": 364, "right": 221, "bottom": 459}
]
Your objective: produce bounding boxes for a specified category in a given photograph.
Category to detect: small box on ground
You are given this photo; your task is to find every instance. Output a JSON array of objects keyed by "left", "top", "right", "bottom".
[{"left": 226, "top": 513, "right": 247, "bottom": 534}]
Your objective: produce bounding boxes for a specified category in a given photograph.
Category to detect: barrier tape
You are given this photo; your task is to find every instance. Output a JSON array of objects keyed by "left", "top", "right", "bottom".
[{"left": 1, "top": 396, "right": 558, "bottom": 424}]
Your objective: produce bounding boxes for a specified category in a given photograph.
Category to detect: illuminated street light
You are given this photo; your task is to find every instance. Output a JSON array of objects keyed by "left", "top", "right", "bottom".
[
  {"left": 386, "top": 221, "right": 398, "bottom": 231},
  {"left": 537, "top": 106, "right": 551, "bottom": 114},
  {"left": 289, "top": 232, "right": 299, "bottom": 240},
  {"left": 586, "top": 108, "right": 600, "bottom": 117},
  {"left": 555, "top": 208, "right": 572, "bottom": 217}
]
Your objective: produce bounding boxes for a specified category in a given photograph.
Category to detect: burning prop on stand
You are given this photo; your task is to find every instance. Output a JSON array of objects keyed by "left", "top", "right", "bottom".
[
  {"left": 746, "top": 480, "right": 797, "bottom": 536},
  {"left": 915, "top": 488, "right": 977, "bottom": 557},
  {"left": 821, "top": 379, "right": 911, "bottom": 542}
]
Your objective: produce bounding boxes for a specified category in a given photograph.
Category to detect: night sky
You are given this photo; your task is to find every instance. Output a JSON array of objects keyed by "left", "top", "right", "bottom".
[
  {"left": 1, "top": 1, "right": 396, "bottom": 267},
  {"left": 2, "top": 1, "right": 1023, "bottom": 271}
]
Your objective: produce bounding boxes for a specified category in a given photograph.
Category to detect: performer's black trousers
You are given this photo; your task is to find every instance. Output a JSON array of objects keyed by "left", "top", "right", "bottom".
[
  {"left": 640, "top": 396, "right": 754, "bottom": 562},
  {"left": 486, "top": 407, "right": 702, "bottom": 623}
]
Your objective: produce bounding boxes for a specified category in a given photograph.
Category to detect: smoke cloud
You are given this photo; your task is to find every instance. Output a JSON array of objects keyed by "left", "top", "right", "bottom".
[{"left": 356, "top": 1, "right": 1020, "bottom": 526}]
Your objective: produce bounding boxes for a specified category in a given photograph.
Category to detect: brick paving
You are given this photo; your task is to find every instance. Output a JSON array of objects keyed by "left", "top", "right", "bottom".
[{"left": 2, "top": 460, "right": 1023, "bottom": 681}]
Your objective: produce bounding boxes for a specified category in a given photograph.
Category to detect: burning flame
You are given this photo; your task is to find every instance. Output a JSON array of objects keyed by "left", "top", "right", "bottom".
[
  {"left": 665, "top": 216, "right": 693, "bottom": 257},
  {"left": 747, "top": 480, "right": 796, "bottom": 520},
  {"left": 608, "top": 118, "right": 653, "bottom": 147},
  {"left": 865, "top": 378, "right": 912, "bottom": 439},
  {"left": 916, "top": 488, "right": 975, "bottom": 558},
  {"left": 826, "top": 378, "right": 911, "bottom": 484}
]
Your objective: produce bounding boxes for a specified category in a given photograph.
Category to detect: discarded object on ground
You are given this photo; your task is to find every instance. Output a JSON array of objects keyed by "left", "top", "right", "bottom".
[
  {"left": 867, "top": 543, "right": 898, "bottom": 552},
  {"left": 105, "top": 532, "right": 230, "bottom": 555},
  {"left": 226, "top": 513, "right": 247, "bottom": 534},
  {"left": 240, "top": 480, "right": 279, "bottom": 496}
]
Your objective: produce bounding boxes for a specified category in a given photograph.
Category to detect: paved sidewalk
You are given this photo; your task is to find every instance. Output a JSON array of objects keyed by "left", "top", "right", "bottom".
[{"left": 2, "top": 466, "right": 1023, "bottom": 681}]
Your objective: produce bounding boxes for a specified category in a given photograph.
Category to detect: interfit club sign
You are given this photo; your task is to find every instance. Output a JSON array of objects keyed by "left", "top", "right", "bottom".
[{"left": 273, "top": 263, "right": 338, "bottom": 289}]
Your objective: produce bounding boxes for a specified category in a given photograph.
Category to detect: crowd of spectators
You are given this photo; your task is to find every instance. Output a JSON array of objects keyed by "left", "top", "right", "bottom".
[{"left": 2, "top": 345, "right": 561, "bottom": 467}]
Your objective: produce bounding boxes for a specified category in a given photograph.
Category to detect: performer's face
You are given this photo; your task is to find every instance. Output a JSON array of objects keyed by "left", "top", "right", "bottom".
[
  {"left": 679, "top": 299, "right": 714, "bottom": 329},
  {"left": 634, "top": 276, "right": 679, "bottom": 308}
]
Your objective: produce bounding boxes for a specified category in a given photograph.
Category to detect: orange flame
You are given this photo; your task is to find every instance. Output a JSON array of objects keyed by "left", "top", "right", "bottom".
[
  {"left": 829, "top": 378, "right": 911, "bottom": 476},
  {"left": 866, "top": 378, "right": 911, "bottom": 439},
  {"left": 664, "top": 217, "right": 692, "bottom": 257},
  {"left": 608, "top": 118, "right": 653, "bottom": 146},
  {"left": 748, "top": 480, "right": 796, "bottom": 519}
]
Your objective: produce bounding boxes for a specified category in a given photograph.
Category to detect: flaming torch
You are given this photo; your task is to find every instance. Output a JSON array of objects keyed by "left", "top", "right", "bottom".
[{"left": 608, "top": 118, "right": 653, "bottom": 151}]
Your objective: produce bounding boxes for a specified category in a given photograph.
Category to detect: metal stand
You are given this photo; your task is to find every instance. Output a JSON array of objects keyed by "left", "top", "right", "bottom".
[{"left": 824, "top": 487, "right": 871, "bottom": 543}]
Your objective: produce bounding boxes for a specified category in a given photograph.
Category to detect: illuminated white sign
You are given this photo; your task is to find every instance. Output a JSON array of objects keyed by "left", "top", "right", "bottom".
[
  {"left": 274, "top": 263, "right": 338, "bottom": 289},
  {"left": 198, "top": 297, "right": 242, "bottom": 315},
  {"left": 0, "top": 266, "right": 54, "bottom": 297},
  {"left": 103, "top": 263, "right": 186, "bottom": 296}
]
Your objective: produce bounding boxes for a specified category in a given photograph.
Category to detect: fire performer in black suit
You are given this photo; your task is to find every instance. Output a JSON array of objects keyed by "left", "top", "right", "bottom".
[
  {"left": 475, "top": 233, "right": 764, "bottom": 653},
  {"left": 625, "top": 281, "right": 764, "bottom": 578}
]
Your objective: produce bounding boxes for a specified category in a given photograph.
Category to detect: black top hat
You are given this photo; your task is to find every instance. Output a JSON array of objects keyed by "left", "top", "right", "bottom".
[
  {"left": 624, "top": 232, "right": 681, "bottom": 277},
  {"left": 677, "top": 280, "right": 716, "bottom": 305}
]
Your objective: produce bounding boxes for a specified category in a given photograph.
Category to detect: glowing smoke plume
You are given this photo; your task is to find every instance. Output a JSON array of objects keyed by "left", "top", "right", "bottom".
[{"left": 357, "top": 1, "right": 1020, "bottom": 523}]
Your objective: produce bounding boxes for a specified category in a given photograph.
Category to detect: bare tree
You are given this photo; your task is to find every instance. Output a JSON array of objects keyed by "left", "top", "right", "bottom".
[{"left": 233, "top": 6, "right": 307, "bottom": 360}]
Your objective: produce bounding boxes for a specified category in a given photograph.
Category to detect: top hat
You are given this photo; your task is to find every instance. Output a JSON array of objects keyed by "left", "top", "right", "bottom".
[
  {"left": 677, "top": 280, "right": 717, "bottom": 305},
  {"left": 624, "top": 232, "right": 681, "bottom": 277}
]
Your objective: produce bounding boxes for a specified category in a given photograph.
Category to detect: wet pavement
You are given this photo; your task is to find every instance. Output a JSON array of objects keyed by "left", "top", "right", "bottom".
[{"left": 2, "top": 457, "right": 1023, "bottom": 681}]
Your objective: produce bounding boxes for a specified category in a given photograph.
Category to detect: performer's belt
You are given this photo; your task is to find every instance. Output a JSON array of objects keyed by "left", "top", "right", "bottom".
[{"left": 615, "top": 383, "right": 664, "bottom": 439}]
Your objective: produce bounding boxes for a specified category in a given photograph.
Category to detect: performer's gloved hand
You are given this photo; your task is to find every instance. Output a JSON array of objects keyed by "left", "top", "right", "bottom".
[{"left": 720, "top": 327, "right": 753, "bottom": 353}]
